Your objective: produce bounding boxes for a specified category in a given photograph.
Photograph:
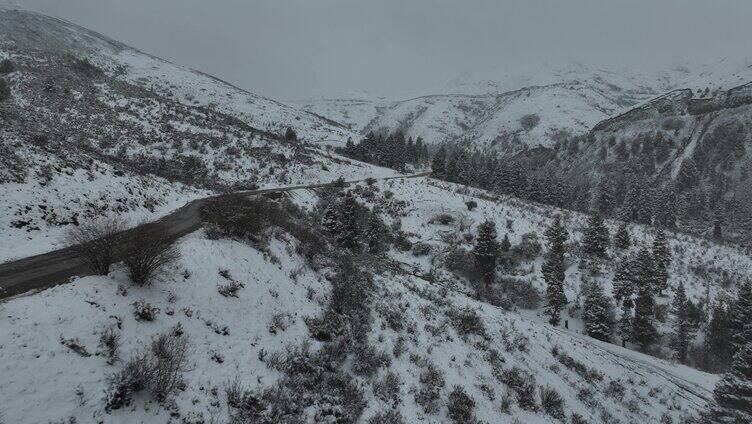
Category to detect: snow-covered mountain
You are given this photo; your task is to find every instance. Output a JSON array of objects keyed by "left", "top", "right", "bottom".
[
  {"left": 297, "top": 59, "right": 752, "bottom": 154},
  {"left": 0, "top": 8, "right": 394, "bottom": 261},
  {"left": 1, "top": 8, "right": 749, "bottom": 424}
]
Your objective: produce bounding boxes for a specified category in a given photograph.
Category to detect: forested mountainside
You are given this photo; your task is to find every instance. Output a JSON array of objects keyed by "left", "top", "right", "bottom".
[
  {"left": 2, "top": 7, "right": 752, "bottom": 424},
  {"left": 368, "top": 81, "right": 752, "bottom": 246}
]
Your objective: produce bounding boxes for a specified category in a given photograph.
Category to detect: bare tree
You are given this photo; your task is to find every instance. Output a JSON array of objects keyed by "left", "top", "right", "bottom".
[
  {"left": 63, "top": 216, "right": 126, "bottom": 275},
  {"left": 123, "top": 223, "right": 180, "bottom": 286}
]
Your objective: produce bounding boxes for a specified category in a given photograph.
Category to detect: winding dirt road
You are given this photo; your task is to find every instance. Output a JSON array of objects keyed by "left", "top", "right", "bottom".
[{"left": 0, "top": 172, "right": 430, "bottom": 300}]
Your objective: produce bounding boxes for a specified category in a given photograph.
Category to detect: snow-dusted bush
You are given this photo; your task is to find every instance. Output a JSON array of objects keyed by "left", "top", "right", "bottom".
[
  {"left": 149, "top": 331, "right": 190, "bottom": 401},
  {"left": 429, "top": 213, "right": 455, "bottom": 225},
  {"left": 104, "top": 330, "right": 189, "bottom": 410},
  {"left": 352, "top": 344, "right": 391, "bottom": 377},
  {"left": 99, "top": 326, "right": 121, "bottom": 365},
  {"left": 447, "top": 385, "right": 476, "bottom": 423},
  {"left": 571, "top": 412, "right": 588, "bottom": 424},
  {"left": 411, "top": 241, "right": 432, "bottom": 256},
  {"left": 450, "top": 307, "right": 487, "bottom": 337},
  {"left": 372, "top": 371, "right": 401, "bottom": 405},
  {"left": 511, "top": 232, "right": 542, "bottom": 260},
  {"left": 415, "top": 363, "right": 446, "bottom": 413},
  {"left": 551, "top": 345, "right": 604, "bottom": 382},
  {"left": 63, "top": 216, "right": 126, "bottom": 275},
  {"left": 217, "top": 280, "right": 244, "bottom": 298},
  {"left": 500, "top": 366, "right": 537, "bottom": 411},
  {"left": 539, "top": 386, "right": 566, "bottom": 419},
  {"left": 0, "top": 78, "right": 10, "bottom": 102},
  {"left": 367, "top": 410, "right": 404, "bottom": 424},
  {"left": 132, "top": 299, "right": 158, "bottom": 321},
  {"left": 520, "top": 113, "right": 541, "bottom": 131},
  {"left": 0, "top": 59, "right": 14, "bottom": 74},
  {"left": 123, "top": 223, "right": 179, "bottom": 286}
]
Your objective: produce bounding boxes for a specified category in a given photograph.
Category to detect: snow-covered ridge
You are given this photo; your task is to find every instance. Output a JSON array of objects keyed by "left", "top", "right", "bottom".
[{"left": 299, "top": 58, "right": 752, "bottom": 154}]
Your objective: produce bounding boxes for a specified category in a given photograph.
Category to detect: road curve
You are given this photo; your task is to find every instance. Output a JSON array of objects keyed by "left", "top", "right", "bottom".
[{"left": 0, "top": 172, "right": 430, "bottom": 300}]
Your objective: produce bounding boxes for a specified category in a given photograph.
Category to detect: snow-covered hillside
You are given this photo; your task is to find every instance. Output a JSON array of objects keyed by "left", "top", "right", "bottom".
[
  {"left": 0, "top": 9, "right": 397, "bottom": 262},
  {"left": 1, "top": 176, "right": 736, "bottom": 423},
  {"left": 298, "top": 60, "right": 752, "bottom": 154}
]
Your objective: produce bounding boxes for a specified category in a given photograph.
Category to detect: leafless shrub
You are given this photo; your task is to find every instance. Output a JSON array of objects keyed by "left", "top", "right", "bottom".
[
  {"left": 268, "top": 312, "right": 292, "bottom": 334},
  {"left": 0, "top": 78, "right": 10, "bottom": 102},
  {"left": 218, "top": 280, "right": 244, "bottom": 298},
  {"left": 63, "top": 216, "right": 126, "bottom": 275},
  {"left": 540, "top": 386, "right": 565, "bottom": 419},
  {"left": 429, "top": 213, "right": 455, "bottom": 225},
  {"left": 571, "top": 413, "right": 588, "bottom": 424},
  {"left": 99, "top": 326, "right": 121, "bottom": 365},
  {"left": 123, "top": 223, "right": 179, "bottom": 286},
  {"left": 104, "top": 331, "right": 189, "bottom": 411},
  {"left": 149, "top": 332, "right": 189, "bottom": 401}
]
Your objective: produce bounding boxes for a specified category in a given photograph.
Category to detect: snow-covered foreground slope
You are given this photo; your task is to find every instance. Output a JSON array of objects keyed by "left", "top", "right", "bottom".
[
  {"left": 3, "top": 177, "right": 744, "bottom": 423},
  {"left": 0, "top": 229, "right": 713, "bottom": 424}
]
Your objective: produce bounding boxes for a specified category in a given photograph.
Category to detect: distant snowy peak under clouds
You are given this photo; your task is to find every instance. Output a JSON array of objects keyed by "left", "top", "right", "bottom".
[{"left": 297, "top": 57, "right": 752, "bottom": 153}]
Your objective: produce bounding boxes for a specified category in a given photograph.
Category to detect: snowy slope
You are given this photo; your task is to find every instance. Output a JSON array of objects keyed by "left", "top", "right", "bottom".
[
  {"left": 1, "top": 176, "right": 735, "bottom": 422},
  {"left": 0, "top": 9, "right": 398, "bottom": 263},
  {"left": 0, "top": 9, "right": 358, "bottom": 145}
]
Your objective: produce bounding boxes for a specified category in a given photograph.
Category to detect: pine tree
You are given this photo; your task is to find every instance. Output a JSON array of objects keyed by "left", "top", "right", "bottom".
[
  {"left": 431, "top": 147, "right": 447, "bottom": 178},
  {"left": 707, "top": 343, "right": 752, "bottom": 421},
  {"left": 582, "top": 213, "right": 610, "bottom": 258},
  {"left": 632, "top": 248, "right": 659, "bottom": 351},
  {"left": 500, "top": 234, "right": 511, "bottom": 253},
  {"left": 322, "top": 202, "right": 339, "bottom": 234},
  {"left": 613, "top": 256, "right": 635, "bottom": 344},
  {"left": 366, "top": 210, "right": 385, "bottom": 253},
  {"left": 652, "top": 229, "right": 671, "bottom": 295},
  {"left": 284, "top": 127, "right": 298, "bottom": 142},
  {"left": 543, "top": 217, "right": 568, "bottom": 326},
  {"left": 614, "top": 223, "right": 630, "bottom": 250},
  {"left": 612, "top": 256, "right": 634, "bottom": 307},
  {"left": 582, "top": 279, "right": 613, "bottom": 342},
  {"left": 731, "top": 281, "right": 752, "bottom": 356},
  {"left": 473, "top": 220, "right": 500, "bottom": 289},
  {"left": 336, "top": 192, "right": 360, "bottom": 250},
  {"left": 707, "top": 296, "right": 735, "bottom": 371},
  {"left": 671, "top": 280, "right": 694, "bottom": 363}
]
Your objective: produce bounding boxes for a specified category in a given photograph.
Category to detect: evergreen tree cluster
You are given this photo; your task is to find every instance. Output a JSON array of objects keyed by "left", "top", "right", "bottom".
[
  {"left": 321, "top": 191, "right": 389, "bottom": 253},
  {"left": 339, "top": 132, "right": 429, "bottom": 171},
  {"left": 426, "top": 137, "right": 749, "bottom": 243}
]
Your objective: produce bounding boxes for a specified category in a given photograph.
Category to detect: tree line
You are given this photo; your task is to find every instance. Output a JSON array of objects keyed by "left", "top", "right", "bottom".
[{"left": 338, "top": 132, "right": 430, "bottom": 171}]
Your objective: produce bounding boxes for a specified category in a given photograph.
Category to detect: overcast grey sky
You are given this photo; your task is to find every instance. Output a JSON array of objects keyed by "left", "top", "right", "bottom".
[{"left": 11, "top": 0, "right": 752, "bottom": 99}]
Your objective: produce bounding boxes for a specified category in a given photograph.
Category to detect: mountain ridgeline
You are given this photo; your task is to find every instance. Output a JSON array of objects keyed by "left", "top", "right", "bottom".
[{"left": 421, "top": 81, "right": 752, "bottom": 246}]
